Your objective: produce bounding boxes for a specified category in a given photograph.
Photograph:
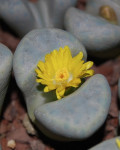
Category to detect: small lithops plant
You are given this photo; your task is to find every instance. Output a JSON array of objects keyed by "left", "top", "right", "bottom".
[
  {"left": 90, "top": 136, "right": 120, "bottom": 150},
  {"left": 13, "top": 28, "right": 111, "bottom": 140},
  {"left": 0, "top": 0, "right": 77, "bottom": 37},
  {"left": 0, "top": 44, "right": 13, "bottom": 115},
  {"left": 64, "top": 3, "right": 120, "bottom": 58}
]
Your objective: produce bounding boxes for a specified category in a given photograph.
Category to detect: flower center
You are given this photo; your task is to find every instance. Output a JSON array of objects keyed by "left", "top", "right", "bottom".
[{"left": 55, "top": 68, "right": 69, "bottom": 82}]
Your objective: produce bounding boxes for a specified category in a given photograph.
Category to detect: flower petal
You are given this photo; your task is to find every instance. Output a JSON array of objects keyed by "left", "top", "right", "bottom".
[
  {"left": 44, "top": 84, "right": 56, "bottom": 92},
  {"left": 44, "top": 86, "right": 49, "bottom": 92},
  {"left": 56, "top": 86, "right": 65, "bottom": 100},
  {"left": 67, "top": 78, "right": 81, "bottom": 87},
  {"left": 73, "top": 51, "right": 83, "bottom": 61},
  {"left": 36, "top": 79, "right": 42, "bottom": 83},
  {"left": 81, "top": 70, "right": 94, "bottom": 78},
  {"left": 83, "top": 61, "right": 94, "bottom": 70},
  {"left": 37, "top": 61, "right": 45, "bottom": 72},
  {"left": 63, "top": 46, "right": 72, "bottom": 67}
]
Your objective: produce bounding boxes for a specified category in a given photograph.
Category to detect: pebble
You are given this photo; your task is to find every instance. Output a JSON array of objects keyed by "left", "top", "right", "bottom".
[{"left": 7, "top": 140, "right": 16, "bottom": 149}]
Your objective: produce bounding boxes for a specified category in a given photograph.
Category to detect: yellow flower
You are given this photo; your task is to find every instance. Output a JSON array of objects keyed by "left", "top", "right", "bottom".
[
  {"left": 35, "top": 46, "right": 94, "bottom": 100},
  {"left": 116, "top": 138, "right": 120, "bottom": 149}
]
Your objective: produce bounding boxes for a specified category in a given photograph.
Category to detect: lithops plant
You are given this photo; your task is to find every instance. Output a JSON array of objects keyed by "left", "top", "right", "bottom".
[
  {"left": 90, "top": 136, "right": 120, "bottom": 150},
  {"left": 64, "top": 7, "right": 120, "bottom": 58},
  {"left": 86, "top": 0, "right": 120, "bottom": 25},
  {"left": 0, "top": 44, "right": 13, "bottom": 115},
  {"left": 0, "top": 0, "right": 77, "bottom": 37},
  {"left": 13, "top": 28, "right": 111, "bottom": 140}
]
